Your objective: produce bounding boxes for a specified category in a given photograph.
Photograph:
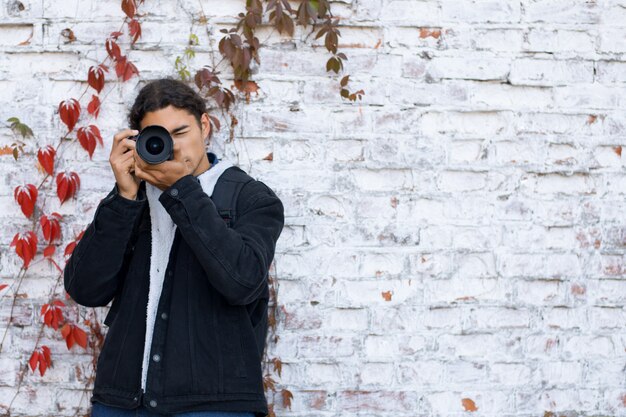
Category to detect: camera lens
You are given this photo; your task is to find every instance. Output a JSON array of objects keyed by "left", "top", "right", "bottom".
[
  {"left": 146, "top": 136, "right": 164, "bottom": 155},
  {"left": 135, "top": 125, "right": 173, "bottom": 164}
]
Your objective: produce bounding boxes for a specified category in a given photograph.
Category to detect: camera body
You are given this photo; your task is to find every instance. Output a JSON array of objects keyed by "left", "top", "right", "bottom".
[{"left": 128, "top": 125, "right": 174, "bottom": 164}]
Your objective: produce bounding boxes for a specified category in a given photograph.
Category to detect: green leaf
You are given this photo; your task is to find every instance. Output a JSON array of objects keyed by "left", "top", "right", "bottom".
[{"left": 7, "top": 117, "right": 33, "bottom": 139}]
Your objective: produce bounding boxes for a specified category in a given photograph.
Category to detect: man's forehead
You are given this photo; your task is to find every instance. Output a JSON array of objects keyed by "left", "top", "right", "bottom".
[{"left": 140, "top": 106, "right": 195, "bottom": 128}]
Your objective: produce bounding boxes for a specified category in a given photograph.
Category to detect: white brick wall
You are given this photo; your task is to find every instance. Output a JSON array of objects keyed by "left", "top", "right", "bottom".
[{"left": 0, "top": 0, "right": 625, "bottom": 416}]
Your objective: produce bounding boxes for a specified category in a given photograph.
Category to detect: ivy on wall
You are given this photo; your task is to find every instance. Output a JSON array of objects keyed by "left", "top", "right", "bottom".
[{"left": 1, "top": 1, "right": 364, "bottom": 416}]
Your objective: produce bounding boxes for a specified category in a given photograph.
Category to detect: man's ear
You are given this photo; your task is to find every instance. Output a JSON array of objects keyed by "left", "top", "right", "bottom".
[{"left": 201, "top": 113, "right": 211, "bottom": 142}]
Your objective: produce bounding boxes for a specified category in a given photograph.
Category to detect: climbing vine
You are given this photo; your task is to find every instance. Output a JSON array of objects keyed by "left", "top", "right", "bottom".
[{"left": 2, "top": 0, "right": 364, "bottom": 416}]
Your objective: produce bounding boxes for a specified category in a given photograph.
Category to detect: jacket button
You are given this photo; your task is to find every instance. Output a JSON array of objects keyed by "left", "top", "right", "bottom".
[
  {"left": 149, "top": 400, "right": 157, "bottom": 407},
  {"left": 170, "top": 188, "right": 178, "bottom": 197},
  {"left": 152, "top": 353, "right": 161, "bottom": 362},
  {"left": 161, "top": 312, "right": 168, "bottom": 320},
  {"left": 167, "top": 270, "right": 173, "bottom": 276},
  {"left": 133, "top": 396, "right": 138, "bottom": 401}
]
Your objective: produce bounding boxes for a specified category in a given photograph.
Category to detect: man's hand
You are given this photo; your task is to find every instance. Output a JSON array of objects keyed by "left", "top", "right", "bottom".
[
  {"left": 110, "top": 128, "right": 141, "bottom": 200},
  {"left": 133, "top": 142, "right": 195, "bottom": 191}
]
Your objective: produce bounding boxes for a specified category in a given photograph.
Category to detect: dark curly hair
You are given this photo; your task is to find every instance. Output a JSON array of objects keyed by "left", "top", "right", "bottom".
[{"left": 127, "top": 77, "right": 210, "bottom": 139}]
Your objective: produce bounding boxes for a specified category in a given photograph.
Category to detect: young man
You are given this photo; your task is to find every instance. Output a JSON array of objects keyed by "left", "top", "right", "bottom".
[{"left": 63, "top": 78, "right": 284, "bottom": 417}]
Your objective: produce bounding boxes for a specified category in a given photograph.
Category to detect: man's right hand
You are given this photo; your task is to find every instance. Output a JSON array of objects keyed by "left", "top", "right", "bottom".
[{"left": 109, "top": 128, "right": 141, "bottom": 200}]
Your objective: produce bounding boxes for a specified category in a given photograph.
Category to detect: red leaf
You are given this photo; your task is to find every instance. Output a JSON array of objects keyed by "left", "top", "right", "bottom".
[
  {"left": 55, "top": 171, "right": 81, "bottom": 204},
  {"left": 121, "top": 0, "right": 136, "bottom": 19},
  {"left": 64, "top": 241, "right": 77, "bottom": 258},
  {"left": 462, "top": 398, "right": 478, "bottom": 412},
  {"left": 88, "top": 66, "right": 105, "bottom": 93},
  {"left": 58, "top": 99, "right": 81, "bottom": 132},
  {"left": 13, "top": 184, "right": 38, "bottom": 218},
  {"left": 63, "top": 229, "right": 85, "bottom": 260},
  {"left": 10, "top": 231, "right": 38, "bottom": 268},
  {"left": 43, "top": 244, "right": 55, "bottom": 258},
  {"left": 115, "top": 56, "right": 139, "bottom": 81},
  {"left": 38, "top": 357, "right": 48, "bottom": 376},
  {"left": 76, "top": 125, "right": 103, "bottom": 159},
  {"left": 28, "top": 346, "right": 52, "bottom": 376},
  {"left": 61, "top": 324, "right": 87, "bottom": 350},
  {"left": 73, "top": 326, "right": 88, "bottom": 349},
  {"left": 40, "top": 212, "right": 62, "bottom": 243},
  {"left": 41, "top": 300, "right": 65, "bottom": 330},
  {"left": 61, "top": 323, "right": 70, "bottom": 338},
  {"left": 123, "top": 60, "right": 139, "bottom": 81},
  {"left": 37, "top": 145, "right": 56, "bottom": 176},
  {"left": 61, "top": 323, "right": 74, "bottom": 349},
  {"left": 105, "top": 37, "right": 122, "bottom": 61},
  {"left": 128, "top": 18, "right": 142, "bottom": 44},
  {"left": 28, "top": 350, "right": 39, "bottom": 373},
  {"left": 0, "top": 284, "right": 8, "bottom": 291},
  {"left": 115, "top": 55, "right": 127, "bottom": 77},
  {"left": 87, "top": 95, "right": 101, "bottom": 118},
  {"left": 281, "top": 389, "right": 294, "bottom": 410},
  {"left": 41, "top": 345, "right": 51, "bottom": 365}
]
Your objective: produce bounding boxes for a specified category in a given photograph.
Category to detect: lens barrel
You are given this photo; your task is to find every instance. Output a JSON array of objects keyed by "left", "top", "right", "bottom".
[{"left": 133, "top": 125, "right": 174, "bottom": 164}]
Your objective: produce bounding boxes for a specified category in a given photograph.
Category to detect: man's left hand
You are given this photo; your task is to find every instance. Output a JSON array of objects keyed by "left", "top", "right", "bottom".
[{"left": 132, "top": 143, "right": 195, "bottom": 191}]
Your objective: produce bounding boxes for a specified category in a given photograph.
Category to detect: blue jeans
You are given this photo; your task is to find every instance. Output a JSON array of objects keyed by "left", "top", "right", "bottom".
[{"left": 91, "top": 402, "right": 256, "bottom": 417}]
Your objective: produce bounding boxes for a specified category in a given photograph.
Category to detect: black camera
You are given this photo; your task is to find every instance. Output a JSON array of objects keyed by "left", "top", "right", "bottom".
[{"left": 128, "top": 125, "right": 174, "bottom": 164}]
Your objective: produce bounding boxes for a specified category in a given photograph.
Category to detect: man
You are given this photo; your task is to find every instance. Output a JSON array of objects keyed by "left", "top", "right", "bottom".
[{"left": 63, "top": 78, "right": 284, "bottom": 417}]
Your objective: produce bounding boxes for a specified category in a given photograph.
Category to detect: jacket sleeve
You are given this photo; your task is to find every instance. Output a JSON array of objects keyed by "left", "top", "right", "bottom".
[
  {"left": 158, "top": 174, "right": 285, "bottom": 306},
  {"left": 63, "top": 182, "right": 147, "bottom": 307}
]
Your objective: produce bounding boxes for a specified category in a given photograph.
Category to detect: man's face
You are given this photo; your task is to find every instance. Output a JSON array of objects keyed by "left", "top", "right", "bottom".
[{"left": 139, "top": 104, "right": 211, "bottom": 175}]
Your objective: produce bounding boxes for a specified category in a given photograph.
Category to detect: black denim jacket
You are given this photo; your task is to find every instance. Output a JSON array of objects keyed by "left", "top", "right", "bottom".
[{"left": 63, "top": 160, "right": 284, "bottom": 417}]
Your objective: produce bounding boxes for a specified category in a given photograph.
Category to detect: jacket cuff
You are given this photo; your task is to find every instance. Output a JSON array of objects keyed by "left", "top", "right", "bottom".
[
  {"left": 99, "top": 182, "right": 147, "bottom": 215},
  {"left": 158, "top": 174, "right": 202, "bottom": 209}
]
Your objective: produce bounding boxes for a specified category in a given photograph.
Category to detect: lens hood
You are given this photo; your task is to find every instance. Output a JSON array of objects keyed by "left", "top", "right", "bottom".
[{"left": 134, "top": 125, "right": 174, "bottom": 164}]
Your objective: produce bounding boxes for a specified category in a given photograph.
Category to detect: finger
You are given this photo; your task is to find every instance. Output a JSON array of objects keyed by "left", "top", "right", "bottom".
[
  {"left": 120, "top": 149, "right": 134, "bottom": 163},
  {"left": 111, "top": 129, "right": 139, "bottom": 157},
  {"left": 133, "top": 148, "right": 146, "bottom": 170},
  {"left": 134, "top": 162, "right": 153, "bottom": 182},
  {"left": 133, "top": 160, "right": 143, "bottom": 178},
  {"left": 116, "top": 151, "right": 135, "bottom": 173},
  {"left": 119, "top": 138, "right": 137, "bottom": 154},
  {"left": 133, "top": 149, "right": 158, "bottom": 175},
  {"left": 113, "top": 129, "right": 139, "bottom": 142},
  {"left": 111, "top": 153, "right": 131, "bottom": 177}
]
